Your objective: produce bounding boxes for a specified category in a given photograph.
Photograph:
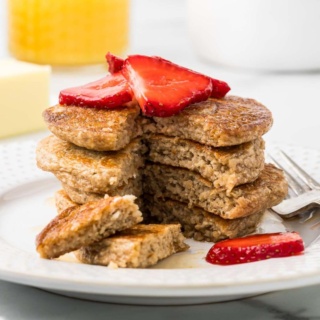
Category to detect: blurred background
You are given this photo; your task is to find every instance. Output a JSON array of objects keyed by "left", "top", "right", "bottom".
[{"left": 0, "top": 0, "right": 320, "bottom": 149}]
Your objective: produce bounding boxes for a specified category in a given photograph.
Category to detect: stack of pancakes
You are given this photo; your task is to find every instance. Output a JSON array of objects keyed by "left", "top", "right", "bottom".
[
  {"left": 142, "top": 96, "right": 287, "bottom": 241},
  {"left": 37, "top": 103, "right": 145, "bottom": 205},
  {"left": 36, "top": 96, "right": 288, "bottom": 244}
]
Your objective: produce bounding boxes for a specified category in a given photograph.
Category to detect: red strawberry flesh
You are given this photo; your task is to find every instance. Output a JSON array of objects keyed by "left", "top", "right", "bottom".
[
  {"left": 206, "top": 232, "right": 304, "bottom": 266},
  {"left": 106, "top": 52, "right": 125, "bottom": 74},
  {"left": 122, "top": 55, "right": 212, "bottom": 117},
  {"left": 210, "top": 78, "right": 230, "bottom": 98},
  {"left": 59, "top": 72, "right": 132, "bottom": 108}
]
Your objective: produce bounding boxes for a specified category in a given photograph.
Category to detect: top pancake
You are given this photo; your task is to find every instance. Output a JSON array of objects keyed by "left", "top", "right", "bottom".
[
  {"left": 43, "top": 102, "right": 141, "bottom": 151},
  {"left": 142, "top": 96, "right": 273, "bottom": 147},
  {"left": 44, "top": 96, "right": 271, "bottom": 150}
]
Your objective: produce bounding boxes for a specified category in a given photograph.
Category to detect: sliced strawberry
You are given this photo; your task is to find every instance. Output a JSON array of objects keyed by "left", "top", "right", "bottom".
[
  {"left": 210, "top": 78, "right": 230, "bottom": 98},
  {"left": 106, "top": 52, "right": 125, "bottom": 74},
  {"left": 122, "top": 55, "right": 212, "bottom": 117},
  {"left": 59, "top": 72, "right": 132, "bottom": 108},
  {"left": 206, "top": 232, "right": 304, "bottom": 266}
]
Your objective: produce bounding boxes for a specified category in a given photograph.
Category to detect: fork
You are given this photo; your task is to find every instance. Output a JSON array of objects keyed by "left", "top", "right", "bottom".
[{"left": 270, "top": 150, "right": 320, "bottom": 218}]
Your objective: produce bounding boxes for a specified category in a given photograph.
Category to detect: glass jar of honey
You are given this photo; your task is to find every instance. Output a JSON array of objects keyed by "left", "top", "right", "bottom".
[{"left": 7, "top": 0, "right": 129, "bottom": 66}]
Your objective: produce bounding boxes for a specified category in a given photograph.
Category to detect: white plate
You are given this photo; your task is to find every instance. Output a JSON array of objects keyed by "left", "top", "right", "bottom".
[{"left": 1, "top": 139, "right": 320, "bottom": 305}]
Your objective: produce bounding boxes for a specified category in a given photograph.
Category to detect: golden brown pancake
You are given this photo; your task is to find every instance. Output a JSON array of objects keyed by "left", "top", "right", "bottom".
[
  {"left": 36, "top": 195, "right": 142, "bottom": 259},
  {"left": 75, "top": 224, "right": 188, "bottom": 268},
  {"left": 36, "top": 135, "right": 144, "bottom": 194},
  {"left": 144, "top": 195, "right": 263, "bottom": 242},
  {"left": 143, "top": 163, "right": 288, "bottom": 219},
  {"left": 43, "top": 103, "right": 141, "bottom": 151},
  {"left": 142, "top": 96, "right": 273, "bottom": 147},
  {"left": 145, "top": 134, "right": 265, "bottom": 192}
]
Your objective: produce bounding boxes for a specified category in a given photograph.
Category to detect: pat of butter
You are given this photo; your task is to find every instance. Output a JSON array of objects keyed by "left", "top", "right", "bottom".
[{"left": 0, "top": 59, "right": 51, "bottom": 138}]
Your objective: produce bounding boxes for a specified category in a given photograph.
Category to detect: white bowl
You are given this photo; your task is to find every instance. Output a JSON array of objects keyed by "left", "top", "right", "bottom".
[{"left": 188, "top": 0, "right": 320, "bottom": 71}]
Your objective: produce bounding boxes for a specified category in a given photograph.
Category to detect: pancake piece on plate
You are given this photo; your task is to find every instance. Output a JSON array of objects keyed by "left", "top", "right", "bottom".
[
  {"left": 36, "top": 195, "right": 143, "bottom": 259},
  {"left": 75, "top": 224, "right": 189, "bottom": 268}
]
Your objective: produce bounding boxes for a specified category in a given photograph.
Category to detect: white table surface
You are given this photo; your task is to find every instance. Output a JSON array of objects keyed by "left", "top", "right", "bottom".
[{"left": 1, "top": 0, "right": 320, "bottom": 318}]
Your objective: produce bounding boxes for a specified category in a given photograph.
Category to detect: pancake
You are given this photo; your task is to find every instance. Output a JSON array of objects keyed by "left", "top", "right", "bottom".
[
  {"left": 145, "top": 134, "right": 265, "bottom": 192},
  {"left": 75, "top": 224, "right": 188, "bottom": 268},
  {"left": 43, "top": 103, "right": 141, "bottom": 151},
  {"left": 142, "top": 96, "right": 273, "bottom": 147},
  {"left": 36, "top": 195, "right": 143, "bottom": 259},
  {"left": 61, "top": 175, "right": 142, "bottom": 204},
  {"left": 143, "top": 195, "right": 263, "bottom": 242},
  {"left": 36, "top": 135, "right": 144, "bottom": 194},
  {"left": 143, "top": 163, "right": 288, "bottom": 219}
]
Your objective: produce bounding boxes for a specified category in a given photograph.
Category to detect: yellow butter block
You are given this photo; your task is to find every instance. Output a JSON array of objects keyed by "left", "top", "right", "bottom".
[{"left": 0, "top": 59, "right": 51, "bottom": 138}]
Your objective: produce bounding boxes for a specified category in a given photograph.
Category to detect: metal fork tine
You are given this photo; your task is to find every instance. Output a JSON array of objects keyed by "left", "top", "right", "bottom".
[
  {"left": 299, "top": 209, "right": 316, "bottom": 223},
  {"left": 279, "top": 150, "right": 320, "bottom": 189},
  {"left": 268, "top": 154, "right": 304, "bottom": 195},
  {"left": 271, "top": 150, "right": 320, "bottom": 240}
]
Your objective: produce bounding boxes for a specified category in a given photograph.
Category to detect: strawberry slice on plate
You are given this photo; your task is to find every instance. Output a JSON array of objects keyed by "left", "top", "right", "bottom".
[
  {"left": 206, "top": 232, "right": 304, "bottom": 265},
  {"left": 122, "top": 55, "right": 213, "bottom": 117},
  {"left": 106, "top": 52, "right": 125, "bottom": 74},
  {"left": 59, "top": 72, "right": 132, "bottom": 108}
]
